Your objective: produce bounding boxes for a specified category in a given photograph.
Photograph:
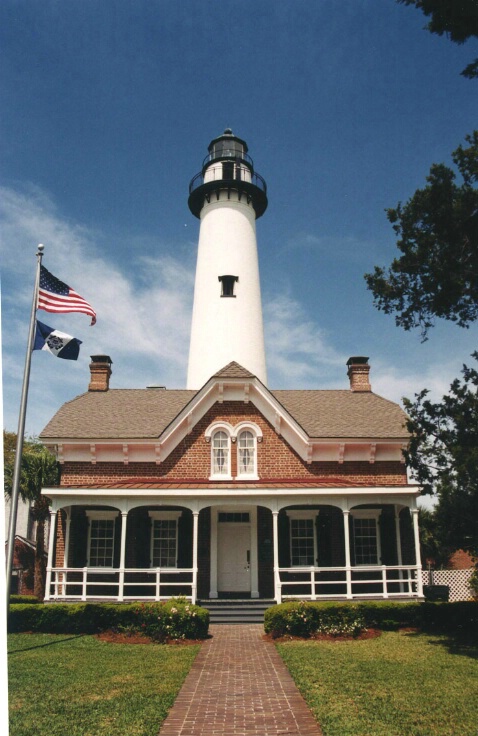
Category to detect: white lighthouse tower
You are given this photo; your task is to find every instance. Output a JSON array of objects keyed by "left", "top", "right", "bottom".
[{"left": 186, "top": 129, "right": 268, "bottom": 389}]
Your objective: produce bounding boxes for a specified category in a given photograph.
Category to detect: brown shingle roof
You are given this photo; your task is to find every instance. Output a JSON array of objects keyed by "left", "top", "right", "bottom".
[
  {"left": 40, "top": 385, "right": 408, "bottom": 441},
  {"left": 40, "top": 389, "right": 196, "bottom": 439},
  {"left": 271, "top": 390, "right": 408, "bottom": 439},
  {"left": 213, "top": 362, "right": 256, "bottom": 379}
]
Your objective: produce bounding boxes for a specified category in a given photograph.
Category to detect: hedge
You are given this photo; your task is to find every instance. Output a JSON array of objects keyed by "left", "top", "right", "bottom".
[
  {"left": 9, "top": 595, "right": 40, "bottom": 605},
  {"left": 264, "top": 600, "right": 478, "bottom": 639},
  {"left": 8, "top": 598, "right": 209, "bottom": 640}
]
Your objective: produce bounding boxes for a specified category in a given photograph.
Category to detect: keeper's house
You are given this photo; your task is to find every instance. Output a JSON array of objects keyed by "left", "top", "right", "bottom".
[{"left": 40, "top": 130, "right": 423, "bottom": 604}]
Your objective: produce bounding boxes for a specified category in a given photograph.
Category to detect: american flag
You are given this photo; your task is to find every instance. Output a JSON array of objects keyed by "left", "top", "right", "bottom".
[{"left": 38, "top": 265, "right": 97, "bottom": 325}]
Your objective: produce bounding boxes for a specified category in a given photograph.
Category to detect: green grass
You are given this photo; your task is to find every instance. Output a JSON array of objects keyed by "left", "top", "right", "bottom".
[
  {"left": 277, "top": 631, "right": 478, "bottom": 736},
  {"left": 8, "top": 633, "right": 200, "bottom": 736}
]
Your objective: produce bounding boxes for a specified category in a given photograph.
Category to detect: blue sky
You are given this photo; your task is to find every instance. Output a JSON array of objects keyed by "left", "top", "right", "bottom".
[{"left": 1, "top": 0, "right": 477, "bottom": 444}]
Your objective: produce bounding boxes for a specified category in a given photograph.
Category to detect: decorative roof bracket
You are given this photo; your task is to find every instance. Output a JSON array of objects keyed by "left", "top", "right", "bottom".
[
  {"left": 369, "top": 442, "right": 377, "bottom": 464},
  {"left": 338, "top": 443, "right": 345, "bottom": 464}
]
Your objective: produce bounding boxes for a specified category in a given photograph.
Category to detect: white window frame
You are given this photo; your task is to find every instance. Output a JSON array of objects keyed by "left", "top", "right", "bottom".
[
  {"left": 205, "top": 422, "right": 234, "bottom": 480},
  {"left": 350, "top": 509, "right": 382, "bottom": 566},
  {"left": 205, "top": 421, "right": 262, "bottom": 480},
  {"left": 234, "top": 422, "right": 262, "bottom": 480},
  {"left": 286, "top": 510, "right": 318, "bottom": 567},
  {"left": 148, "top": 511, "right": 182, "bottom": 569},
  {"left": 86, "top": 510, "right": 118, "bottom": 568}
]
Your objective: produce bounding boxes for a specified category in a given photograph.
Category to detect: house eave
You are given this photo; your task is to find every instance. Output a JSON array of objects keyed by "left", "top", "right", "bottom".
[{"left": 42, "top": 483, "right": 421, "bottom": 507}]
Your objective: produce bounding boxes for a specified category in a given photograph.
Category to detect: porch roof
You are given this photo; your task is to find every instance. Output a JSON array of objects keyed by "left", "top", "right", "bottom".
[{"left": 55, "top": 478, "right": 408, "bottom": 490}]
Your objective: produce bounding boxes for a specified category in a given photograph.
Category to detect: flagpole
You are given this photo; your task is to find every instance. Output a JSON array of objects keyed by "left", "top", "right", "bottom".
[{"left": 6, "top": 244, "right": 44, "bottom": 614}]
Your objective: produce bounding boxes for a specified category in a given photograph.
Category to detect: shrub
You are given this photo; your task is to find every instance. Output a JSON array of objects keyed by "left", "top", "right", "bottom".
[
  {"left": 126, "top": 598, "right": 209, "bottom": 641},
  {"left": 419, "top": 601, "right": 478, "bottom": 639},
  {"left": 264, "top": 601, "right": 366, "bottom": 638},
  {"left": 8, "top": 598, "right": 209, "bottom": 640},
  {"left": 354, "top": 601, "right": 422, "bottom": 630},
  {"left": 264, "top": 600, "right": 478, "bottom": 640},
  {"left": 9, "top": 595, "right": 40, "bottom": 605}
]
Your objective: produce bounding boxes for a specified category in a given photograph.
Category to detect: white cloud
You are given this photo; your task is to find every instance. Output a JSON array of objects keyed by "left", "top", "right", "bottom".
[
  {"left": 372, "top": 355, "right": 472, "bottom": 408},
  {"left": 2, "top": 184, "right": 473, "bottom": 438},
  {"left": 264, "top": 294, "right": 344, "bottom": 386},
  {"left": 1, "top": 185, "right": 194, "bottom": 434}
]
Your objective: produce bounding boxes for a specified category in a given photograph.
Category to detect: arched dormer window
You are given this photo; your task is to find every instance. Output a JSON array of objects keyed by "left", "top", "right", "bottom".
[
  {"left": 238, "top": 430, "right": 254, "bottom": 475},
  {"left": 233, "top": 422, "right": 262, "bottom": 480},
  {"left": 213, "top": 431, "right": 229, "bottom": 475},
  {"left": 206, "top": 422, "right": 234, "bottom": 480}
]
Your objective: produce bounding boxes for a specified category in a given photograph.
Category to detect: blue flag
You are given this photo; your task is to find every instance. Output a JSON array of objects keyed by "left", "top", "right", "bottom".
[{"left": 33, "top": 320, "right": 82, "bottom": 360}]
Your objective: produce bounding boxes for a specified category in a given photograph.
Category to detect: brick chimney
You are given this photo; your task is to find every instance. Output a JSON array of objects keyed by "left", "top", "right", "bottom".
[
  {"left": 347, "top": 356, "right": 371, "bottom": 392},
  {"left": 88, "top": 355, "right": 112, "bottom": 392}
]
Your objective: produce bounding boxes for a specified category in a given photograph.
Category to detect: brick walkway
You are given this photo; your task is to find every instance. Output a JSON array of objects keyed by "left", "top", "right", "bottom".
[{"left": 159, "top": 624, "right": 322, "bottom": 736}]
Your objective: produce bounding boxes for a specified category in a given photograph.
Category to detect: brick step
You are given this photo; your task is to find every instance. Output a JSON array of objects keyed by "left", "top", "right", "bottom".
[{"left": 199, "top": 599, "right": 276, "bottom": 625}]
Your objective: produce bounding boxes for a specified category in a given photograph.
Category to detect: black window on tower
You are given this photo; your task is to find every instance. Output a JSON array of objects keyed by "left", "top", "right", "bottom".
[
  {"left": 222, "top": 161, "right": 234, "bottom": 180},
  {"left": 219, "top": 275, "right": 238, "bottom": 297}
]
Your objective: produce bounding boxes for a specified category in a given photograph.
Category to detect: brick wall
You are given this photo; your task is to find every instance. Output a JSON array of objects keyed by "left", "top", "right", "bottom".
[
  {"left": 447, "top": 549, "right": 475, "bottom": 570},
  {"left": 60, "top": 402, "right": 406, "bottom": 486},
  {"left": 53, "top": 510, "right": 67, "bottom": 567}
]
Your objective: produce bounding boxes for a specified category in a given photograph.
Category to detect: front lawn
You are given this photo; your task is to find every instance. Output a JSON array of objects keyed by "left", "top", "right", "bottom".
[
  {"left": 8, "top": 633, "right": 200, "bottom": 736},
  {"left": 277, "top": 631, "right": 478, "bottom": 736}
]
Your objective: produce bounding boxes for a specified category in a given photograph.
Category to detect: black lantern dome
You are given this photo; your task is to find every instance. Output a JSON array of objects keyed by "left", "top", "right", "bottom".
[{"left": 188, "top": 129, "right": 268, "bottom": 219}]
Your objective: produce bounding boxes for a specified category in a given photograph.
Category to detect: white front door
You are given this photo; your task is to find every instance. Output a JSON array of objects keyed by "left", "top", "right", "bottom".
[{"left": 217, "top": 522, "right": 251, "bottom": 592}]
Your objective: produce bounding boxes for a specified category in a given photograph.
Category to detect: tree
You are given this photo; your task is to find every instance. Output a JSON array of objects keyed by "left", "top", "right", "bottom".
[
  {"left": 418, "top": 507, "right": 452, "bottom": 567},
  {"left": 403, "top": 355, "right": 478, "bottom": 557},
  {"left": 397, "top": 0, "right": 478, "bottom": 78},
  {"left": 367, "top": 3, "right": 478, "bottom": 562},
  {"left": 4, "top": 432, "right": 60, "bottom": 599},
  {"left": 365, "top": 131, "right": 478, "bottom": 341}
]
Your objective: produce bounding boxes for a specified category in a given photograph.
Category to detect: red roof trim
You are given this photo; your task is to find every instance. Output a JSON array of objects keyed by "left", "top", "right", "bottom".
[{"left": 56, "top": 478, "right": 407, "bottom": 490}]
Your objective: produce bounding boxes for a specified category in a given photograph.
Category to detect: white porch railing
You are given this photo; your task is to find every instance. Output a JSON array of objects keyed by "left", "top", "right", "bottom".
[
  {"left": 277, "top": 565, "right": 423, "bottom": 602},
  {"left": 45, "top": 567, "right": 197, "bottom": 604}
]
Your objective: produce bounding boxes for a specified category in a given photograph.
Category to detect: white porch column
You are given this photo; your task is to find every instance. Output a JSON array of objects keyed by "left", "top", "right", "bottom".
[
  {"left": 343, "top": 509, "right": 352, "bottom": 599},
  {"left": 272, "top": 510, "right": 280, "bottom": 603},
  {"left": 411, "top": 507, "right": 423, "bottom": 597},
  {"left": 118, "top": 511, "right": 128, "bottom": 602},
  {"left": 192, "top": 511, "right": 199, "bottom": 605},
  {"left": 394, "top": 505, "right": 405, "bottom": 593},
  {"left": 44, "top": 508, "right": 58, "bottom": 602}
]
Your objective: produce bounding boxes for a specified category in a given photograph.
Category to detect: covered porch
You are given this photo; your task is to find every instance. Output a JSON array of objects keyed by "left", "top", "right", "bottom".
[{"left": 42, "top": 486, "right": 424, "bottom": 604}]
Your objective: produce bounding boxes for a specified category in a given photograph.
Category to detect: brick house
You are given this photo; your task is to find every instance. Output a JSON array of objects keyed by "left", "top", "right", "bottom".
[
  {"left": 40, "top": 356, "right": 423, "bottom": 603},
  {"left": 40, "top": 130, "right": 423, "bottom": 604}
]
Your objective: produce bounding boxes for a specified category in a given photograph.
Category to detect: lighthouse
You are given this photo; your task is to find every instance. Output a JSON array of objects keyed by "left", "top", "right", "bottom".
[{"left": 186, "top": 129, "right": 268, "bottom": 389}]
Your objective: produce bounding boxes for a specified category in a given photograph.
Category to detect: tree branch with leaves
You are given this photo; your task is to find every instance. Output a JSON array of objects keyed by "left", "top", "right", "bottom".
[
  {"left": 403, "top": 355, "right": 478, "bottom": 557},
  {"left": 365, "top": 131, "right": 478, "bottom": 340},
  {"left": 398, "top": 0, "right": 478, "bottom": 78},
  {"left": 4, "top": 432, "right": 60, "bottom": 599}
]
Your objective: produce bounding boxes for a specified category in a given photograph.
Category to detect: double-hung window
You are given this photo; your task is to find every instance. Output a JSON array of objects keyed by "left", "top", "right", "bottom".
[
  {"left": 351, "top": 510, "right": 381, "bottom": 565},
  {"left": 149, "top": 511, "right": 181, "bottom": 568},
  {"left": 286, "top": 511, "right": 318, "bottom": 567},
  {"left": 86, "top": 511, "right": 117, "bottom": 567}
]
